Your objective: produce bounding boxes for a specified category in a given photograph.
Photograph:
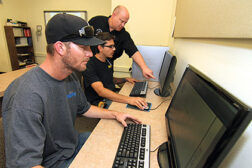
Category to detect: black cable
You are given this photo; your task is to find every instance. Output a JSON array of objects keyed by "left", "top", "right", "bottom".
[{"left": 150, "top": 98, "right": 171, "bottom": 110}]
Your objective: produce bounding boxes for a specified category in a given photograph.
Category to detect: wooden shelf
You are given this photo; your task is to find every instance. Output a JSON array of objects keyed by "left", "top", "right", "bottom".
[
  {"left": 4, "top": 26, "right": 35, "bottom": 70},
  {"left": 17, "top": 53, "right": 31, "bottom": 57}
]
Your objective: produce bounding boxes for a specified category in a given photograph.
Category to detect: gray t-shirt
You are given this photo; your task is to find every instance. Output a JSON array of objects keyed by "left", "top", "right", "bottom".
[{"left": 2, "top": 67, "right": 91, "bottom": 167}]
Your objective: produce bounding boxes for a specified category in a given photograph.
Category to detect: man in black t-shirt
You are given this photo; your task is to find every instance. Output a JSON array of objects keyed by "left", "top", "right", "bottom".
[
  {"left": 89, "top": 5, "right": 155, "bottom": 79},
  {"left": 83, "top": 32, "right": 148, "bottom": 110}
]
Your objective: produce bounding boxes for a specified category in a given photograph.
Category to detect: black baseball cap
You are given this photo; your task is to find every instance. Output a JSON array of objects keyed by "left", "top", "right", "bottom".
[{"left": 45, "top": 14, "right": 105, "bottom": 46}]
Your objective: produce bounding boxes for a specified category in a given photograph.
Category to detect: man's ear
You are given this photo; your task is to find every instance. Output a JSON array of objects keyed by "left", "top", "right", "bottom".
[
  {"left": 97, "top": 45, "right": 103, "bottom": 52},
  {"left": 54, "top": 41, "right": 67, "bottom": 56}
]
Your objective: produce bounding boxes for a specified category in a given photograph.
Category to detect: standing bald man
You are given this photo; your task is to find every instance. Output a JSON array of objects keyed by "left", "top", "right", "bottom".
[{"left": 89, "top": 5, "right": 155, "bottom": 79}]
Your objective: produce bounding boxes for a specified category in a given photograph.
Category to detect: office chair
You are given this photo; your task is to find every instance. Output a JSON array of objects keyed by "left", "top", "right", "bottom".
[{"left": 0, "top": 118, "right": 6, "bottom": 168}]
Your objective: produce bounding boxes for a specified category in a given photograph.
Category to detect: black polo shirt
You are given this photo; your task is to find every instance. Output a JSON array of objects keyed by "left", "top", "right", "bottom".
[
  {"left": 82, "top": 56, "right": 115, "bottom": 105},
  {"left": 89, "top": 16, "right": 138, "bottom": 63}
]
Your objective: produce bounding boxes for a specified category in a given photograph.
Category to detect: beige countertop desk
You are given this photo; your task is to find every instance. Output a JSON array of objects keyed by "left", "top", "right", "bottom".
[
  {"left": 70, "top": 81, "right": 172, "bottom": 168},
  {"left": 0, "top": 67, "right": 34, "bottom": 97}
]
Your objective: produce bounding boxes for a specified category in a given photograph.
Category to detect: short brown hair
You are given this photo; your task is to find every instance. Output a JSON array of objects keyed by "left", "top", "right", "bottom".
[
  {"left": 46, "top": 44, "right": 55, "bottom": 55},
  {"left": 96, "top": 32, "right": 115, "bottom": 42},
  {"left": 94, "top": 32, "right": 115, "bottom": 53},
  {"left": 46, "top": 42, "right": 71, "bottom": 55}
]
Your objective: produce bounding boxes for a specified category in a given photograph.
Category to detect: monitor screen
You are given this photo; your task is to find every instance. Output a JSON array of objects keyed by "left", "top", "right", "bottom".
[
  {"left": 154, "top": 51, "right": 177, "bottom": 97},
  {"left": 132, "top": 45, "right": 169, "bottom": 81},
  {"left": 159, "top": 65, "right": 251, "bottom": 168}
]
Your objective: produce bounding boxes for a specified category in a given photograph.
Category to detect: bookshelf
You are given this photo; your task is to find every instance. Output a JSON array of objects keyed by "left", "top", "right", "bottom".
[{"left": 4, "top": 26, "right": 35, "bottom": 70}]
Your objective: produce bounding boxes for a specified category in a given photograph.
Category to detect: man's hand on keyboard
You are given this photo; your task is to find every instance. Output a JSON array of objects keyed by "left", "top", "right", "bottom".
[
  {"left": 128, "top": 97, "right": 148, "bottom": 110},
  {"left": 125, "top": 77, "right": 138, "bottom": 84},
  {"left": 114, "top": 112, "right": 141, "bottom": 127}
]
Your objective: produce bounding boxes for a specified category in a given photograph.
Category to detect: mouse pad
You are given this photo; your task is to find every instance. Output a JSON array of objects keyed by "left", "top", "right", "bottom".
[{"left": 126, "top": 102, "right": 152, "bottom": 112}]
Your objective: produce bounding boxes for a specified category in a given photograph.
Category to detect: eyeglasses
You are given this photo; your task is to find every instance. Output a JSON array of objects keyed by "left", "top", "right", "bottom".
[
  {"left": 60, "top": 25, "right": 94, "bottom": 41},
  {"left": 103, "top": 45, "right": 116, "bottom": 49}
]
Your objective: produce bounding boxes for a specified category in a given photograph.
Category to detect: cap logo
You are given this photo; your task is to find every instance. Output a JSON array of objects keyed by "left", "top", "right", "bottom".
[
  {"left": 96, "top": 29, "right": 103, "bottom": 35},
  {"left": 79, "top": 27, "right": 86, "bottom": 37},
  {"left": 78, "top": 26, "right": 94, "bottom": 38}
]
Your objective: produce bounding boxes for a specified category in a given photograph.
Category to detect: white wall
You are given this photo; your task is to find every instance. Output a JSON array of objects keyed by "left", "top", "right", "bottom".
[
  {"left": 173, "top": 39, "right": 252, "bottom": 106},
  {"left": 174, "top": 38, "right": 252, "bottom": 167}
]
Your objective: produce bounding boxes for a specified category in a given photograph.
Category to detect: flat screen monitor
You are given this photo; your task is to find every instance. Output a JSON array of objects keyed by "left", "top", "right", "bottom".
[
  {"left": 154, "top": 51, "right": 177, "bottom": 97},
  {"left": 158, "top": 65, "right": 251, "bottom": 168},
  {"left": 132, "top": 45, "right": 169, "bottom": 81}
]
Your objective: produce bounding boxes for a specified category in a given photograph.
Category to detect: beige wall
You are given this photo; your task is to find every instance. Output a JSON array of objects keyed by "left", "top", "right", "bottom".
[
  {"left": 112, "top": 0, "right": 174, "bottom": 46},
  {"left": 111, "top": 0, "right": 175, "bottom": 74},
  {"left": 0, "top": 0, "right": 29, "bottom": 72},
  {"left": 0, "top": 0, "right": 111, "bottom": 72}
]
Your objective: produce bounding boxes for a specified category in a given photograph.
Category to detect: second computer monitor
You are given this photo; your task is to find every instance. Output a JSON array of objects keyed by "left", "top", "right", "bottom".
[{"left": 154, "top": 51, "right": 177, "bottom": 97}]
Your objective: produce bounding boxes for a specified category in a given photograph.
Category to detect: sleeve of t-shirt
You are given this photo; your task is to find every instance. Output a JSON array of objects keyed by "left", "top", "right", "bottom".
[
  {"left": 77, "top": 86, "right": 91, "bottom": 115},
  {"left": 70, "top": 73, "right": 91, "bottom": 115},
  {"left": 88, "top": 17, "right": 98, "bottom": 33},
  {"left": 3, "top": 92, "right": 45, "bottom": 167},
  {"left": 89, "top": 16, "right": 105, "bottom": 35},
  {"left": 82, "top": 61, "right": 101, "bottom": 88},
  {"left": 122, "top": 31, "right": 138, "bottom": 58}
]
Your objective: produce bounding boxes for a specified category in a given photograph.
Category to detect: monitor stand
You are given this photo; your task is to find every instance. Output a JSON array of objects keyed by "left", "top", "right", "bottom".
[
  {"left": 154, "top": 88, "right": 171, "bottom": 97},
  {"left": 157, "top": 141, "right": 170, "bottom": 168}
]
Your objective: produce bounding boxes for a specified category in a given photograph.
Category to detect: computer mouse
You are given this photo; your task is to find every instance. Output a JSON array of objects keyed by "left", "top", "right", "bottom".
[
  {"left": 126, "top": 102, "right": 151, "bottom": 111},
  {"left": 143, "top": 106, "right": 149, "bottom": 110}
]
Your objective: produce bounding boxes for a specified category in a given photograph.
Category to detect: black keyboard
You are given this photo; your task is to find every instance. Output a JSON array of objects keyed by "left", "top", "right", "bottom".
[
  {"left": 112, "top": 123, "right": 150, "bottom": 168},
  {"left": 129, "top": 81, "right": 148, "bottom": 97}
]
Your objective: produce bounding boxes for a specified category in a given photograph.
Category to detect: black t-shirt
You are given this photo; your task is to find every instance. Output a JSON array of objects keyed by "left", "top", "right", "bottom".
[
  {"left": 89, "top": 16, "right": 138, "bottom": 64},
  {"left": 83, "top": 56, "right": 115, "bottom": 105}
]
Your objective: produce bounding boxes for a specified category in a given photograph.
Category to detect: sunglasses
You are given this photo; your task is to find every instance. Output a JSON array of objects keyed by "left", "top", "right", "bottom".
[
  {"left": 60, "top": 25, "right": 94, "bottom": 41},
  {"left": 103, "top": 45, "right": 116, "bottom": 49}
]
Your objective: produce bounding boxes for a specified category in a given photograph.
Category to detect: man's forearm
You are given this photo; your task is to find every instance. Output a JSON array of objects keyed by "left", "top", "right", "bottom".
[
  {"left": 132, "top": 51, "right": 155, "bottom": 79},
  {"left": 132, "top": 51, "right": 148, "bottom": 70},
  {"left": 98, "top": 87, "right": 130, "bottom": 104},
  {"left": 32, "top": 165, "right": 44, "bottom": 168},
  {"left": 91, "top": 82, "right": 131, "bottom": 104},
  {"left": 113, "top": 77, "right": 126, "bottom": 84},
  {"left": 83, "top": 105, "right": 118, "bottom": 119}
]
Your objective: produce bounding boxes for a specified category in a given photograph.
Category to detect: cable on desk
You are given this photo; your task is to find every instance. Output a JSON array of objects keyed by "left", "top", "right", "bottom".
[{"left": 150, "top": 98, "right": 171, "bottom": 111}]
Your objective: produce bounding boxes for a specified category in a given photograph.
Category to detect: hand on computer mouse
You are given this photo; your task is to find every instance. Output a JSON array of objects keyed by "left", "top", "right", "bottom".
[
  {"left": 128, "top": 97, "right": 147, "bottom": 110},
  {"left": 143, "top": 105, "right": 149, "bottom": 110}
]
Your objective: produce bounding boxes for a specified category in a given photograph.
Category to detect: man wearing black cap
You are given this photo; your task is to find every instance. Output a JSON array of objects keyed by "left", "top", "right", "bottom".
[{"left": 2, "top": 14, "right": 141, "bottom": 168}]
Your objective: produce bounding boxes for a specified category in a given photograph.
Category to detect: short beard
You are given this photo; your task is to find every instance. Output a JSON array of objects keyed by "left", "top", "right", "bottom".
[
  {"left": 62, "top": 53, "right": 84, "bottom": 72},
  {"left": 62, "top": 43, "right": 83, "bottom": 72}
]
